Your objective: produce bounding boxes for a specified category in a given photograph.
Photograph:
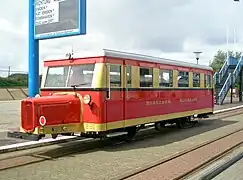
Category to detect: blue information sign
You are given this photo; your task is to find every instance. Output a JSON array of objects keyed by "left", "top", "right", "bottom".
[
  {"left": 34, "top": 0, "right": 86, "bottom": 40},
  {"left": 28, "top": 0, "right": 86, "bottom": 97}
]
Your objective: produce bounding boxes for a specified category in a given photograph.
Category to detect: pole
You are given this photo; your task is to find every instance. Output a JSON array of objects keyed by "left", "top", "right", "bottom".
[
  {"left": 233, "top": 28, "right": 236, "bottom": 56},
  {"left": 239, "top": 68, "right": 242, "bottom": 102},
  {"left": 28, "top": 0, "right": 39, "bottom": 97},
  {"left": 196, "top": 57, "right": 199, "bottom": 64},
  {"left": 8, "top": 66, "right": 11, "bottom": 77},
  {"left": 226, "top": 24, "right": 229, "bottom": 60},
  {"left": 230, "top": 85, "right": 233, "bottom": 104}
]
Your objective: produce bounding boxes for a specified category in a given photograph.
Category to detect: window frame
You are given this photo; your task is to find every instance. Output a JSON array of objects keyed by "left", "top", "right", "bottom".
[
  {"left": 192, "top": 72, "right": 200, "bottom": 88},
  {"left": 139, "top": 67, "right": 153, "bottom": 88},
  {"left": 178, "top": 70, "right": 189, "bottom": 87},
  {"left": 159, "top": 69, "right": 173, "bottom": 88},
  {"left": 109, "top": 64, "right": 122, "bottom": 88},
  {"left": 204, "top": 74, "right": 212, "bottom": 88}
]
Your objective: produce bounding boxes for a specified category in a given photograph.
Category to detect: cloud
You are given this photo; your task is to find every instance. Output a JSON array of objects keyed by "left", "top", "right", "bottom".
[{"left": 0, "top": 0, "right": 243, "bottom": 76}]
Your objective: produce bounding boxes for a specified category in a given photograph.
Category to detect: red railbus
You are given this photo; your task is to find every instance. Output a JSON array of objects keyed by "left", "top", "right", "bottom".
[{"left": 8, "top": 49, "right": 214, "bottom": 141}]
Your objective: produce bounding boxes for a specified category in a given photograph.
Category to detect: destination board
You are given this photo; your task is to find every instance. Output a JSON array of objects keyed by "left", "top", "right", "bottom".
[{"left": 34, "top": 0, "right": 86, "bottom": 40}]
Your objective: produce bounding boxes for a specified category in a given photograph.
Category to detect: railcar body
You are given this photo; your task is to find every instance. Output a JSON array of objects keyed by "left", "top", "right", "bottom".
[{"left": 10, "top": 49, "right": 214, "bottom": 140}]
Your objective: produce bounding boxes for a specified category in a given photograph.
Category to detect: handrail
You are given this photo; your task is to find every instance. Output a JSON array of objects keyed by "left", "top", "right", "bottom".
[
  {"left": 232, "top": 56, "right": 243, "bottom": 84},
  {"left": 218, "top": 56, "right": 243, "bottom": 104},
  {"left": 213, "top": 72, "right": 218, "bottom": 84},
  {"left": 218, "top": 60, "right": 228, "bottom": 82},
  {"left": 218, "top": 73, "right": 231, "bottom": 97},
  {"left": 218, "top": 73, "right": 232, "bottom": 105}
]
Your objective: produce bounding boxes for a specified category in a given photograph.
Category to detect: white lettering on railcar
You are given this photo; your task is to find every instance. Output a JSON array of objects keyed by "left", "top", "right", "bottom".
[
  {"left": 145, "top": 100, "right": 171, "bottom": 106},
  {"left": 180, "top": 98, "right": 198, "bottom": 103}
]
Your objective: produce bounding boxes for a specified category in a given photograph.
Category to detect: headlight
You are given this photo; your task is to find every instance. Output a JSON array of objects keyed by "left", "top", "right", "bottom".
[{"left": 83, "top": 94, "right": 91, "bottom": 105}]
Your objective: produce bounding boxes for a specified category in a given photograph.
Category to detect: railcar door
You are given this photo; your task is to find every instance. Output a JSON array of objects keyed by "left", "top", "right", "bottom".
[{"left": 106, "top": 63, "right": 125, "bottom": 130}]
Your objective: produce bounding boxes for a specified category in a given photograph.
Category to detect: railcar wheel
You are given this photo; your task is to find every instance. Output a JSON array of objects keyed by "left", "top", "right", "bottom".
[
  {"left": 51, "top": 134, "right": 58, "bottom": 139},
  {"left": 123, "top": 126, "right": 137, "bottom": 142},
  {"left": 155, "top": 122, "right": 165, "bottom": 131},
  {"left": 176, "top": 116, "right": 197, "bottom": 129}
]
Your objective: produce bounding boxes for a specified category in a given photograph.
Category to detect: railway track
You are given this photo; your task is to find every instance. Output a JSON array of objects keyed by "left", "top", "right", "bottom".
[
  {"left": 0, "top": 107, "right": 243, "bottom": 173},
  {"left": 114, "top": 128, "right": 243, "bottom": 180}
]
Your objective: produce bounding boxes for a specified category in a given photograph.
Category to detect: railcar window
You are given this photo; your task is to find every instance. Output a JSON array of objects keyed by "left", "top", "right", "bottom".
[
  {"left": 159, "top": 69, "right": 173, "bottom": 87},
  {"left": 193, "top": 72, "right": 200, "bottom": 87},
  {"left": 178, "top": 71, "right": 189, "bottom": 87},
  {"left": 140, "top": 67, "right": 153, "bottom": 87},
  {"left": 110, "top": 64, "right": 121, "bottom": 87},
  {"left": 67, "top": 64, "right": 95, "bottom": 87},
  {"left": 126, "top": 66, "right": 132, "bottom": 88},
  {"left": 204, "top": 74, "right": 211, "bottom": 88},
  {"left": 44, "top": 66, "right": 69, "bottom": 87}
]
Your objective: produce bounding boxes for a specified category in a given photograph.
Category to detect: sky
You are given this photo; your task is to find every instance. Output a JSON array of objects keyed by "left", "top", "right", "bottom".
[{"left": 0, "top": 0, "right": 243, "bottom": 76}]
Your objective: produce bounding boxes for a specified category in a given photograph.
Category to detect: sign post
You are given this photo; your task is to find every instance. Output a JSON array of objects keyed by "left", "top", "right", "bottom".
[
  {"left": 28, "top": 0, "right": 86, "bottom": 97},
  {"left": 28, "top": 0, "right": 39, "bottom": 98}
]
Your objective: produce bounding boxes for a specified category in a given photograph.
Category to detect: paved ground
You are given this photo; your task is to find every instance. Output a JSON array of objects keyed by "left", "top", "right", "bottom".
[
  {"left": 0, "top": 113, "right": 243, "bottom": 180},
  {"left": 0, "top": 100, "right": 21, "bottom": 132},
  {"left": 0, "top": 100, "right": 26, "bottom": 146},
  {"left": 0, "top": 97, "right": 242, "bottom": 147}
]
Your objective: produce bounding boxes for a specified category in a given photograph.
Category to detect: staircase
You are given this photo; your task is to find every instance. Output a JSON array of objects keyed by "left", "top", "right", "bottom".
[{"left": 214, "top": 56, "right": 243, "bottom": 105}]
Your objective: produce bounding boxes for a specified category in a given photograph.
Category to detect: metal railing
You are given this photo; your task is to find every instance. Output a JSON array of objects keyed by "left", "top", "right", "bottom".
[
  {"left": 218, "top": 73, "right": 232, "bottom": 105},
  {"left": 232, "top": 57, "right": 243, "bottom": 84},
  {"left": 213, "top": 72, "right": 218, "bottom": 84},
  {"left": 217, "top": 57, "right": 243, "bottom": 105},
  {"left": 218, "top": 60, "right": 228, "bottom": 83}
]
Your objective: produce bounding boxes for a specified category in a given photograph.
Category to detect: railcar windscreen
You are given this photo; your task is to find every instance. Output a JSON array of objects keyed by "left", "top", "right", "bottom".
[{"left": 44, "top": 64, "right": 95, "bottom": 88}]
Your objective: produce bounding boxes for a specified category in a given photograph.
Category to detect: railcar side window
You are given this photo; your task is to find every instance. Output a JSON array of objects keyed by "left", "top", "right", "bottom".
[
  {"left": 140, "top": 67, "right": 153, "bottom": 87},
  {"left": 159, "top": 69, "right": 173, "bottom": 87},
  {"left": 193, "top": 72, "right": 200, "bottom": 87},
  {"left": 110, "top": 64, "right": 121, "bottom": 87},
  {"left": 178, "top": 71, "right": 189, "bottom": 87},
  {"left": 204, "top": 74, "right": 211, "bottom": 88},
  {"left": 44, "top": 66, "right": 69, "bottom": 87},
  {"left": 67, "top": 64, "right": 95, "bottom": 87},
  {"left": 126, "top": 66, "right": 132, "bottom": 88}
]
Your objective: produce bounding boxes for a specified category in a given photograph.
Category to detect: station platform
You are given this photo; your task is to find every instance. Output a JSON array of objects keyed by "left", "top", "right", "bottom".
[{"left": 214, "top": 97, "right": 243, "bottom": 111}]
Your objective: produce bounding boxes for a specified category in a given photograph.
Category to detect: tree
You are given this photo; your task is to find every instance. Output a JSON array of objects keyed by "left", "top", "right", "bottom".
[
  {"left": 210, "top": 50, "right": 242, "bottom": 72},
  {"left": 0, "top": 73, "right": 42, "bottom": 88}
]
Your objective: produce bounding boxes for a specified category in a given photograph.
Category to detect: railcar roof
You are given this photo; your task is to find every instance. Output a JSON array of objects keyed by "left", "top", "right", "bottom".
[{"left": 45, "top": 49, "right": 213, "bottom": 71}]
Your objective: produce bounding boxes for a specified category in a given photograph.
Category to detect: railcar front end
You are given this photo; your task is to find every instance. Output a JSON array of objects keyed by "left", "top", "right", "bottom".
[{"left": 8, "top": 58, "right": 109, "bottom": 140}]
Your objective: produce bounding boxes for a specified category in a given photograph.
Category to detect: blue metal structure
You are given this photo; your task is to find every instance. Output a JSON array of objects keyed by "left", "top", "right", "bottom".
[
  {"left": 28, "top": 0, "right": 86, "bottom": 97},
  {"left": 28, "top": 0, "right": 39, "bottom": 98},
  {"left": 214, "top": 55, "right": 243, "bottom": 105}
]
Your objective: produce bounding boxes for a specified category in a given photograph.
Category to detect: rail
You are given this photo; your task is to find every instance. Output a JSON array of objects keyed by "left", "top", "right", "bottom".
[{"left": 117, "top": 128, "right": 243, "bottom": 180}]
